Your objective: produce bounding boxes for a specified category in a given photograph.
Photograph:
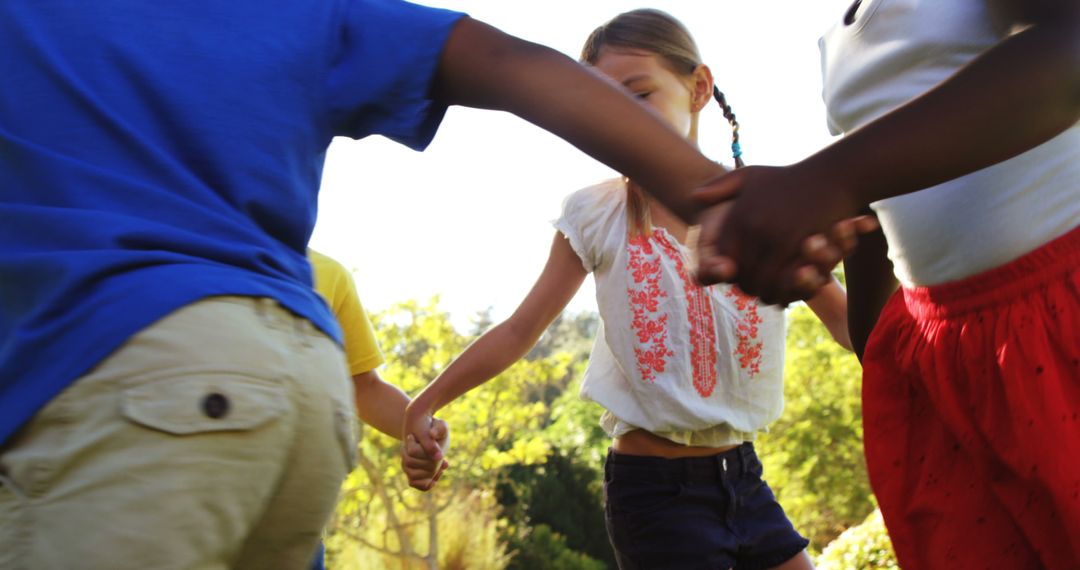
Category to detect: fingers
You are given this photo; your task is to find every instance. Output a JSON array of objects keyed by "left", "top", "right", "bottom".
[
  {"left": 787, "top": 264, "right": 829, "bottom": 301},
  {"left": 402, "top": 416, "right": 452, "bottom": 491},
  {"left": 431, "top": 459, "right": 450, "bottom": 485},
  {"left": 690, "top": 163, "right": 866, "bottom": 302},
  {"left": 826, "top": 220, "right": 858, "bottom": 258},
  {"left": 406, "top": 415, "right": 444, "bottom": 463},
  {"left": 801, "top": 233, "right": 844, "bottom": 272},
  {"left": 696, "top": 256, "right": 738, "bottom": 286},
  {"left": 430, "top": 418, "right": 451, "bottom": 453},
  {"left": 694, "top": 201, "right": 737, "bottom": 285},
  {"left": 823, "top": 214, "right": 879, "bottom": 259},
  {"left": 853, "top": 214, "right": 880, "bottom": 235},
  {"left": 402, "top": 434, "right": 445, "bottom": 491},
  {"left": 692, "top": 168, "right": 744, "bottom": 205}
]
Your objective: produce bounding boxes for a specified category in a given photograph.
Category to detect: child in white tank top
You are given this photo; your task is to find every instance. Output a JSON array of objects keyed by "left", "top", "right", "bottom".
[{"left": 697, "top": 1, "right": 1080, "bottom": 567}]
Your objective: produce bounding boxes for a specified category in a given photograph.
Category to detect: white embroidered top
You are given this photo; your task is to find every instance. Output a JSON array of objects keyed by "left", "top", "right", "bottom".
[{"left": 553, "top": 179, "right": 787, "bottom": 447}]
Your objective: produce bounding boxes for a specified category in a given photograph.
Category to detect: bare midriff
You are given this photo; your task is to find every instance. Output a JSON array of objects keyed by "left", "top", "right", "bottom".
[{"left": 613, "top": 428, "right": 739, "bottom": 459}]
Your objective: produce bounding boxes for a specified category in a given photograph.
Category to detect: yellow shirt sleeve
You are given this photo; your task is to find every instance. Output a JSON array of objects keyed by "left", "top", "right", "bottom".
[{"left": 308, "top": 249, "right": 385, "bottom": 376}]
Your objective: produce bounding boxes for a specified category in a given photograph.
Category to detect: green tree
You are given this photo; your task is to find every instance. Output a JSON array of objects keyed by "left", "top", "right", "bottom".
[
  {"left": 496, "top": 446, "right": 612, "bottom": 570},
  {"left": 816, "top": 509, "right": 899, "bottom": 569},
  {"left": 500, "top": 312, "right": 616, "bottom": 569},
  {"left": 503, "top": 524, "right": 607, "bottom": 570},
  {"left": 528, "top": 311, "right": 599, "bottom": 363},
  {"left": 327, "top": 299, "right": 569, "bottom": 569},
  {"left": 756, "top": 304, "right": 876, "bottom": 551}
]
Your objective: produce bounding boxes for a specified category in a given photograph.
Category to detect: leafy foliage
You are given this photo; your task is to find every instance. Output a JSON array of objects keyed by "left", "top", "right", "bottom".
[
  {"left": 498, "top": 312, "right": 615, "bottom": 569},
  {"left": 497, "top": 447, "right": 614, "bottom": 569},
  {"left": 327, "top": 297, "right": 886, "bottom": 568},
  {"left": 755, "top": 304, "right": 875, "bottom": 551},
  {"left": 327, "top": 299, "right": 565, "bottom": 569},
  {"left": 816, "top": 509, "right": 899, "bottom": 569},
  {"left": 503, "top": 524, "right": 607, "bottom": 570}
]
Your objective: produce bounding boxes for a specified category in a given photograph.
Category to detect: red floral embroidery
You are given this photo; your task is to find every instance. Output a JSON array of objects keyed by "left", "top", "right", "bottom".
[
  {"left": 626, "top": 230, "right": 763, "bottom": 392},
  {"left": 651, "top": 231, "right": 719, "bottom": 397},
  {"left": 724, "top": 287, "right": 764, "bottom": 376},
  {"left": 626, "top": 234, "right": 672, "bottom": 382}
]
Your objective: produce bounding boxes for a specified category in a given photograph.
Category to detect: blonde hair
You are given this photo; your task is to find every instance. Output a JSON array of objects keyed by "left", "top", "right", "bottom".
[{"left": 581, "top": 9, "right": 744, "bottom": 238}]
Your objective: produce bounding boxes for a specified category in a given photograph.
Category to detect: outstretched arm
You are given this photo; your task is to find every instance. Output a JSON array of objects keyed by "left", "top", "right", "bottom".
[
  {"left": 353, "top": 369, "right": 450, "bottom": 486},
  {"left": 432, "top": 17, "right": 725, "bottom": 224},
  {"left": 805, "top": 279, "right": 853, "bottom": 352},
  {"left": 698, "top": 0, "right": 1080, "bottom": 303},
  {"left": 802, "top": 0, "right": 1080, "bottom": 207},
  {"left": 352, "top": 370, "right": 449, "bottom": 443},
  {"left": 402, "top": 233, "right": 588, "bottom": 490},
  {"left": 435, "top": 17, "right": 878, "bottom": 294}
]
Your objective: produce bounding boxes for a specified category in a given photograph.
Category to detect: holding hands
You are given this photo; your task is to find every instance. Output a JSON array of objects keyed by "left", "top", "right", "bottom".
[
  {"left": 693, "top": 164, "right": 877, "bottom": 305},
  {"left": 401, "top": 407, "right": 451, "bottom": 491}
]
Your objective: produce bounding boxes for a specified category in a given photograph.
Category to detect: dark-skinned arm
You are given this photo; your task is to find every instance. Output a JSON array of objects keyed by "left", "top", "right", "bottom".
[
  {"left": 431, "top": 17, "right": 723, "bottom": 224},
  {"left": 698, "top": 0, "right": 1080, "bottom": 302},
  {"left": 842, "top": 211, "right": 898, "bottom": 361},
  {"left": 800, "top": 0, "right": 1080, "bottom": 206}
]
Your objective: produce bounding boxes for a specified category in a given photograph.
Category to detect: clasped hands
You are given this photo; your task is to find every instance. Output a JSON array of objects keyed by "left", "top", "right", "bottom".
[
  {"left": 400, "top": 405, "right": 450, "bottom": 491},
  {"left": 692, "top": 163, "right": 876, "bottom": 302}
]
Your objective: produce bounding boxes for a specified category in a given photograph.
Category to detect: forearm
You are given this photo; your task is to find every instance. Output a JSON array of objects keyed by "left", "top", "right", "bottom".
[
  {"left": 799, "top": 18, "right": 1080, "bottom": 208},
  {"left": 843, "top": 226, "right": 899, "bottom": 360},
  {"left": 410, "top": 319, "right": 542, "bottom": 415},
  {"left": 353, "top": 371, "right": 412, "bottom": 439},
  {"left": 433, "top": 18, "right": 721, "bottom": 223},
  {"left": 806, "top": 279, "right": 853, "bottom": 351}
]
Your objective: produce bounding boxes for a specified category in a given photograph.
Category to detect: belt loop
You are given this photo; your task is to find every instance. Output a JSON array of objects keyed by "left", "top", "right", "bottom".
[{"left": 251, "top": 296, "right": 269, "bottom": 326}]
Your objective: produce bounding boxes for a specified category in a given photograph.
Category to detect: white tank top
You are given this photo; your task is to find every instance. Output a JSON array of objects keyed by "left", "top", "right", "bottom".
[{"left": 819, "top": 0, "right": 1079, "bottom": 286}]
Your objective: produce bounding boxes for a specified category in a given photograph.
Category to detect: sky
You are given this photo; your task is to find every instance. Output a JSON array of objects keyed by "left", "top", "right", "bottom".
[{"left": 309, "top": 0, "right": 853, "bottom": 327}]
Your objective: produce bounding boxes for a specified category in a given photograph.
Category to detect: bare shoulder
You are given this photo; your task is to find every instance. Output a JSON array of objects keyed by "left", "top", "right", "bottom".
[{"left": 563, "top": 177, "right": 626, "bottom": 209}]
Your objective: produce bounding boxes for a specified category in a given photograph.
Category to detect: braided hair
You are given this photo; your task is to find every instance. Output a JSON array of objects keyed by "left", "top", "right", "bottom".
[{"left": 713, "top": 86, "right": 744, "bottom": 168}]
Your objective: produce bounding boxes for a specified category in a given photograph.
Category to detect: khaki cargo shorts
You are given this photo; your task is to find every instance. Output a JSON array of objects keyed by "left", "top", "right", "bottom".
[{"left": 0, "top": 296, "right": 357, "bottom": 569}]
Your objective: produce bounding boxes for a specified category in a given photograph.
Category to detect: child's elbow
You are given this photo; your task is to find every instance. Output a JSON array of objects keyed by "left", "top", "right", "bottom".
[
  {"left": 351, "top": 370, "right": 381, "bottom": 393},
  {"left": 835, "top": 330, "right": 855, "bottom": 353}
]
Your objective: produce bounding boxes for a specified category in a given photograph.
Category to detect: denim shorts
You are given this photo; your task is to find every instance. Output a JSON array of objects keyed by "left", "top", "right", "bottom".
[{"left": 603, "top": 443, "right": 808, "bottom": 570}]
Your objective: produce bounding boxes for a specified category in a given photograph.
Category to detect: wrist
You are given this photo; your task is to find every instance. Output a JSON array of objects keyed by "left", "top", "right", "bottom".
[
  {"left": 789, "top": 153, "right": 863, "bottom": 217},
  {"left": 690, "top": 159, "right": 729, "bottom": 206},
  {"left": 406, "top": 391, "right": 437, "bottom": 420}
]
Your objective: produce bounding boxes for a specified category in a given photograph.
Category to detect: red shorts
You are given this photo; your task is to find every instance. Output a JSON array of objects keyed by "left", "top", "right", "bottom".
[{"left": 863, "top": 225, "right": 1080, "bottom": 569}]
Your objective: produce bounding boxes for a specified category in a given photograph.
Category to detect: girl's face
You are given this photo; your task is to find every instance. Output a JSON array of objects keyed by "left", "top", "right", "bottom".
[{"left": 592, "top": 47, "right": 710, "bottom": 140}]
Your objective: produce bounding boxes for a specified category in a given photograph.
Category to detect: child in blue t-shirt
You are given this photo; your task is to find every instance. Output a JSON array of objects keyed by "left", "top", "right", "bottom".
[{"left": 0, "top": 1, "right": 866, "bottom": 567}]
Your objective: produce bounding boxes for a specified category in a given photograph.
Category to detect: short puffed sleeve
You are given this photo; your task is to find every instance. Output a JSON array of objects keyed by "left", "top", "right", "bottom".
[{"left": 552, "top": 180, "right": 626, "bottom": 273}]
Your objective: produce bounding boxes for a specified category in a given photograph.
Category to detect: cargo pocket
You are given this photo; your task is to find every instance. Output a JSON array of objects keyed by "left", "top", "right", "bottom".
[{"left": 121, "top": 373, "right": 288, "bottom": 435}]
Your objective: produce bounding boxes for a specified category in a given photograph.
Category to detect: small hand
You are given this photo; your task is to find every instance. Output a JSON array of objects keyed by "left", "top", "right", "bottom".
[{"left": 401, "top": 407, "right": 450, "bottom": 491}]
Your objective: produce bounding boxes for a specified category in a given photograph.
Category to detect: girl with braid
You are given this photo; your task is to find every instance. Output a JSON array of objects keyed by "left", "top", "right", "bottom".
[{"left": 402, "top": 9, "right": 851, "bottom": 569}]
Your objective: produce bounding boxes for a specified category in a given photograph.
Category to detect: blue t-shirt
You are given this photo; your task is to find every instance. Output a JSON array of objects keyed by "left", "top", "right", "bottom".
[{"left": 0, "top": 0, "right": 465, "bottom": 444}]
